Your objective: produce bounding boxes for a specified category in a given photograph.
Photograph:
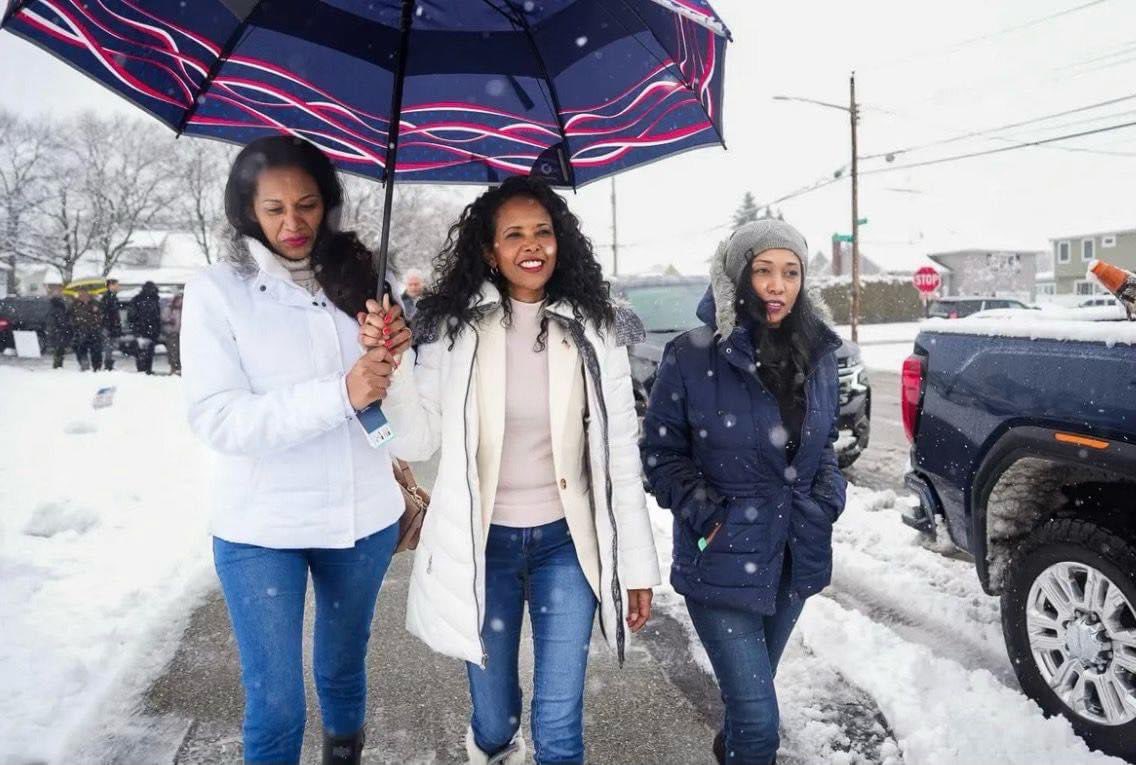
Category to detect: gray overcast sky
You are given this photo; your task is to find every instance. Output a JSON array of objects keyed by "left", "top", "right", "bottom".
[{"left": 2, "top": 0, "right": 1134, "bottom": 275}]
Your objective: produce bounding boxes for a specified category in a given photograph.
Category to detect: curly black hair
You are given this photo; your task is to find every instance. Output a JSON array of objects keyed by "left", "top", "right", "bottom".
[
  {"left": 225, "top": 135, "right": 378, "bottom": 317},
  {"left": 414, "top": 176, "right": 615, "bottom": 348}
]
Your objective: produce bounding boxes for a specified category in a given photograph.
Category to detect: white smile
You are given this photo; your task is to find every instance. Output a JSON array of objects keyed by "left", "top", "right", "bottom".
[{"left": 518, "top": 259, "right": 545, "bottom": 272}]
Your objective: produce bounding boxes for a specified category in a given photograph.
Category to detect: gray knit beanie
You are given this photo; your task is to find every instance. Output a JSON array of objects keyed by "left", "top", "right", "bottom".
[{"left": 709, "top": 219, "right": 809, "bottom": 336}]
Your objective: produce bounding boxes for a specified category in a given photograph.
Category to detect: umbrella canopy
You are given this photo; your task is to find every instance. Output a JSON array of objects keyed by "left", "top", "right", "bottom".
[{"left": 2, "top": 0, "right": 730, "bottom": 189}]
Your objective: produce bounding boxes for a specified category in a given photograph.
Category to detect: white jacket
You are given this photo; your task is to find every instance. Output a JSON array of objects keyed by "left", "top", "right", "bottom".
[
  {"left": 382, "top": 285, "right": 661, "bottom": 666},
  {"left": 181, "top": 235, "right": 403, "bottom": 549}
]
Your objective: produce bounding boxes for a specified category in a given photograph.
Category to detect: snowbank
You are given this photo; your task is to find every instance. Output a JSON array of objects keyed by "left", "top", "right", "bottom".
[{"left": 0, "top": 367, "right": 213, "bottom": 764}]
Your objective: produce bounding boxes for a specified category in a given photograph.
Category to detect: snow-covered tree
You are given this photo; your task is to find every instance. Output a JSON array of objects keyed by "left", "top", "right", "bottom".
[
  {"left": 0, "top": 111, "right": 53, "bottom": 293},
  {"left": 731, "top": 191, "right": 759, "bottom": 229}
]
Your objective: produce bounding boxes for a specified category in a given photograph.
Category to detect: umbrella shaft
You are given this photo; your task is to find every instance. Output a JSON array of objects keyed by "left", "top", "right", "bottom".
[{"left": 376, "top": 0, "right": 415, "bottom": 297}]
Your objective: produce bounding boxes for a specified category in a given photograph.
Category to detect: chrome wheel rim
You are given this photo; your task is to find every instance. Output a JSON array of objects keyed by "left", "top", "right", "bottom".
[{"left": 1026, "top": 561, "right": 1136, "bottom": 726}]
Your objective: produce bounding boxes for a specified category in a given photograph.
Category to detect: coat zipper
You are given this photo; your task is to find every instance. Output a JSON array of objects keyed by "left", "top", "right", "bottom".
[{"left": 464, "top": 328, "right": 488, "bottom": 667}]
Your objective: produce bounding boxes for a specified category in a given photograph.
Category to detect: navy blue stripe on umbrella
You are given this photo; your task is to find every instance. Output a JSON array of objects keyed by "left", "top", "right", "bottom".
[{"left": 1, "top": 0, "right": 731, "bottom": 279}]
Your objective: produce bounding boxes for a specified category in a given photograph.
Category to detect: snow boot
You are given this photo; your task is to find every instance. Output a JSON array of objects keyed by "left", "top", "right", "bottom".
[
  {"left": 322, "top": 728, "right": 365, "bottom": 765},
  {"left": 465, "top": 727, "right": 526, "bottom": 765}
]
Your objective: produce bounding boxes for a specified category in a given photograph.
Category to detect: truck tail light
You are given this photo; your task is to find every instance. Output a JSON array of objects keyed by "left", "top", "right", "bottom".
[{"left": 901, "top": 354, "right": 926, "bottom": 444}]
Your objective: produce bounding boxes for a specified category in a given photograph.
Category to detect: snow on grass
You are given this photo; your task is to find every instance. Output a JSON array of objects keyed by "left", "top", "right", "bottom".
[
  {"left": 648, "top": 485, "right": 1124, "bottom": 764},
  {"left": 0, "top": 366, "right": 213, "bottom": 764}
]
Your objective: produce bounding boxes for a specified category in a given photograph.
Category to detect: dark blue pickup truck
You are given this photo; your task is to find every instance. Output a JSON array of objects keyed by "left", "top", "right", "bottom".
[{"left": 902, "top": 308, "right": 1136, "bottom": 760}]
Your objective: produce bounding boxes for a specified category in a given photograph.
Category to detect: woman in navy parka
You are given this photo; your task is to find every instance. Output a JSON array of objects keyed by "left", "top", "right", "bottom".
[{"left": 641, "top": 219, "right": 847, "bottom": 765}]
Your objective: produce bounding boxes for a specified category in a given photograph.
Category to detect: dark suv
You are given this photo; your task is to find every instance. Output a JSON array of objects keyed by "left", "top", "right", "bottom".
[{"left": 612, "top": 274, "right": 871, "bottom": 467}]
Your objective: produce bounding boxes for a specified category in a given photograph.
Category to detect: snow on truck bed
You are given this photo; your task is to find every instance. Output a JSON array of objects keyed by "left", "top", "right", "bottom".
[{"left": 923, "top": 306, "right": 1136, "bottom": 346}]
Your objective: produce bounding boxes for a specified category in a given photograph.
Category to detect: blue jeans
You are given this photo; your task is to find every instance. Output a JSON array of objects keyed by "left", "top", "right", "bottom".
[
  {"left": 467, "top": 518, "right": 598, "bottom": 765},
  {"left": 213, "top": 524, "right": 398, "bottom": 765},
  {"left": 685, "top": 559, "right": 804, "bottom": 765}
]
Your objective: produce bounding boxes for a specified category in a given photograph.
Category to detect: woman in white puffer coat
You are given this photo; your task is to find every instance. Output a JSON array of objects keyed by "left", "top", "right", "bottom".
[{"left": 368, "top": 177, "right": 660, "bottom": 765}]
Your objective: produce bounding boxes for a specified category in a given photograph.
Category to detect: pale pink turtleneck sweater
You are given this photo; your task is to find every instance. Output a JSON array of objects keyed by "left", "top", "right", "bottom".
[{"left": 492, "top": 299, "right": 566, "bottom": 528}]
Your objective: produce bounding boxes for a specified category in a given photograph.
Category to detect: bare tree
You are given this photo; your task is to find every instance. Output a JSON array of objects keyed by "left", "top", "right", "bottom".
[
  {"left": 67, "top": 113, "right": 177, "bottom": 277},
  {"left": 0, "top": 110, "right": 53, "bottom": 294},
  {"left": 20, "top": 183, "right": 99, "bottom": 284},
  {"left": 339, "top": 176, "right": 464, "bottom": 279},
  {"left": 170, "top": 138, "right": 234, "bottom": 265}
]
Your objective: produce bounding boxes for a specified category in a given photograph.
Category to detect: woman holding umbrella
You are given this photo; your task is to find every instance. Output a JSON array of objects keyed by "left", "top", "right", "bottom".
[
  {"left": 181, "top": 135, "right": 411, "bottom": 765},
  {"left": 372, "top": 176, "right": 660, "bottom": 765},
  {"left": 640, "top": 219, "right": 847, "bottom": 765}
]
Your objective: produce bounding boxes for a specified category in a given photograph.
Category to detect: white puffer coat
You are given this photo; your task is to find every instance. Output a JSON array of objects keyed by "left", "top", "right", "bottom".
[
  {"left": 382, "top": 284, "right": 661, "bottom": 666},
  {"left": 181, "top": 234, "right": 403, "bottom": 549}
]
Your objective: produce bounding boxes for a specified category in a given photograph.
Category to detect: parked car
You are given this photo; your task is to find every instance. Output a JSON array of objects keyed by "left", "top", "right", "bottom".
[
  {"left": 901, "top": 309, "right": 1136, "bottom": 759},
  {"left": 1079, "top": 295, "right": 1120, "bottom": 308},
  {"left": 0, "top": 295, "right": 53, "bottom": 352},
  {"left": 927, "top": 295, "right": 1033, "bottom": 319},
  {"left": 611, "top": 274, "right": 871, "bottom": 467}
]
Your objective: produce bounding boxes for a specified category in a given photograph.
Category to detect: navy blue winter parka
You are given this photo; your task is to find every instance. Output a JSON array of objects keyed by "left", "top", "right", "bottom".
[{"left": 641, "top": 288, "right": 848, "bottom": 614}]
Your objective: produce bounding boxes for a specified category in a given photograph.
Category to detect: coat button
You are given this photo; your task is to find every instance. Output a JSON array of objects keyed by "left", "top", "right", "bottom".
[
  {"left": 259, "top": 285, "right": 266, "bottom": 292},
  {"left": 559, "top": 478, "right": 567, "bottom": 490},
  {"left": 311, "top": 301, "right": 319, "bottom": 307}
]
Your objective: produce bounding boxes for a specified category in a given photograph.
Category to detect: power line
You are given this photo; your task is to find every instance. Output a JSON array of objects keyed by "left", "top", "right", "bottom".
[
  {"left": 864, "top": 0, "right": 1111, "bottom": 71},
  {"left": 860, "top": 92, "right": 1136, "bottom": 160},
  {"left": 860, "top": 118, "right": 1136, "bottom": 176}
]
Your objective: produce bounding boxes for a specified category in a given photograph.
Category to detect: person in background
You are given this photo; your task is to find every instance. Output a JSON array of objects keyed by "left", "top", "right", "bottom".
[
  {"left": 71, "top": 289, "right": 104, "bottom": 372},
  {"left": 130, "top": 281, "right": 162, "bottom": 374},
  {"left": 163, "top": 291, "right": 184, "bottom": 375},
  {"left": 641, "top": 219, "right": 848, "bottom": 765},
  {"left": 399, "top": 268, "right": 424, "bottom": 320},
  {"left": 45, "top": 284, "right": 73, "bottom": 369},
  {"left": 101, "top": 279, "right": 123, "bottom": 370}
]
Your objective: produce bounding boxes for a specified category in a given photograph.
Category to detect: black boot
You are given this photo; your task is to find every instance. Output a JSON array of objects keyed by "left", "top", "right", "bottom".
[
  {"left": 713, "top": 731, "right": 725, "bottom": 765},
  {"left": 323, "top": 728, "right": 365, "bottom": 765}
]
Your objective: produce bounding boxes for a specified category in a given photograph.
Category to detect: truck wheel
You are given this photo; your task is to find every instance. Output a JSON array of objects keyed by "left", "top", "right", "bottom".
[{"left": 1002, "top": 517, "right": 1136, "bottom": 759}]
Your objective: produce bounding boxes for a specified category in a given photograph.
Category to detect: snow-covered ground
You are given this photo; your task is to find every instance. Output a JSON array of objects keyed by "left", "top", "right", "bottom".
[
  {"left": 834, "top": 321, "right": 922, "bottom": 374},
  {"left": 648, "top": 486, "right": 1126, "bottom": 765},
  {"left": 0, "top": 366, "right": 214, "bottom": 765},
  {"left": 0, "top": 361, "right": 1127, "bottom": 765}
]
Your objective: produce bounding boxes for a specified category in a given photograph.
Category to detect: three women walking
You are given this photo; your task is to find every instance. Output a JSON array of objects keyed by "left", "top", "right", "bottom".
[{"left": 184, "top": 135, "right": 845, "bottom": 765}]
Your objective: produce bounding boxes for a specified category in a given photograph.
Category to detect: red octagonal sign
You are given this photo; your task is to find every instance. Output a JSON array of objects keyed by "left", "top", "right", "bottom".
[{"left": 913, "top": 266, "right": 942, "bottom": 295}]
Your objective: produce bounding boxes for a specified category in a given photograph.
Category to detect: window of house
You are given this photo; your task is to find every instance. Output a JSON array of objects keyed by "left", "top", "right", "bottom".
[
  {"left": 1037, "top": 283, "right": 1056, "bottom": 296},
  {"left": 1082, "top": 238, "right": 1095, "bottom": 262},
  {"left": 1057, "top": 241, "right": 1070, "bottom": 264},
  {"left": 1075, "top": 279, "right": 1102, "bottom": 296},
  {"left": 1102, "top": 235, "right": 1117, "bottom": 248}
]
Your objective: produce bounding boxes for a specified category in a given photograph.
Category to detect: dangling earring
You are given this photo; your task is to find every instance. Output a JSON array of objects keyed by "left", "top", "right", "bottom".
[{"left": 489, "top": 262, "right": 499, "bottom": 277}]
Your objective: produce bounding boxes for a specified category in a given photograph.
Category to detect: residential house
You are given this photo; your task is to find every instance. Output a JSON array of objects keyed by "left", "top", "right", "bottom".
[
  {"left": 927, "top": 249, "right": 1043, "bottom": 302},
  {"left": 1049, "top": 227, "right": 1136, "bottom": 296}
]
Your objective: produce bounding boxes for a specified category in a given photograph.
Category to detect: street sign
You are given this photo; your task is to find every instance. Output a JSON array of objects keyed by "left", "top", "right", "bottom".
[
  {"left": 834, "top": 234, "right": 854, "bottom": 243},
  {"left": 913, "top": 267, "right": 942, "bottom": 295}
]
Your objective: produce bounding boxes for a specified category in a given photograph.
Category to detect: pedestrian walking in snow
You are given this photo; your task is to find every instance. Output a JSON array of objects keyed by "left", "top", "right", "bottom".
[
  {"left": 399, "top": 268, "right": 424, "bottom": 320},
  {"left": 162, "top": 291, "right": 184, "bottom": 375},
  {"left": 641, "top": 219, "right": 848, "bottom": 765},
  {"left": 180, "top": 136, "right": 412, "bottom": 765},
  {"left": 101, "top": 279, "right": 123, "bottom": 370},
  {"left": 371, "top": 177, "right": 661, "bottom": 765},
  {"left": 45, "top": 286, "right": 73, "bottom": 369},
  {"left": 70, "top": 289, "right": 103, "bottom": 372},
  {"left": 129, "top": 282, "right": 162, "bottom": 375}
]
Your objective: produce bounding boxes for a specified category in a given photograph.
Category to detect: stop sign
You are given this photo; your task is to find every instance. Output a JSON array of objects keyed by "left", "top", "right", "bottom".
[{"left": 913, "top": 267, "right": 941, "bottom": 295}]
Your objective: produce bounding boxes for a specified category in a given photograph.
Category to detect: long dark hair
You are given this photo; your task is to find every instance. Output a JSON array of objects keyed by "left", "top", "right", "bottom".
[
  {"left": 224, "top": 135, "right": 376, "bottom": 317},
  {"left": 735, "top": 266, "right": 829, "bottom": 400},
  {"left": 414, "top": 176, "right": 614, "bottom": 348}
]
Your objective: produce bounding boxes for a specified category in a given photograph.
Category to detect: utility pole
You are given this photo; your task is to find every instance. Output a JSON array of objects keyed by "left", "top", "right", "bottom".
[
  {"left": 610, "top": 176, "right": 619, "bottom": 276},
  {"left": 850, "top": 71, "right": 861, "bottom": 343}
]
